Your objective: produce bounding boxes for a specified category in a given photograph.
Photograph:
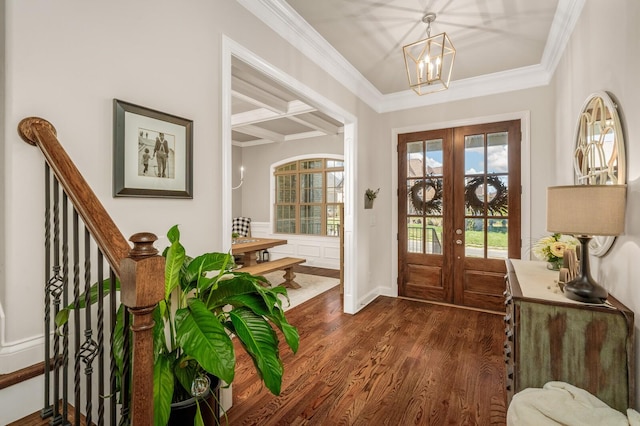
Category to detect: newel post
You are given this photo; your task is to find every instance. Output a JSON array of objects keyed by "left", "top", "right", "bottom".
[{"left": 120, "top": 233, "right": 165, "bottom": 424}]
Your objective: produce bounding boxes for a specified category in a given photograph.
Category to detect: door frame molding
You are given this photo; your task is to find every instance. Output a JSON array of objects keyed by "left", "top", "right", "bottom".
[{"left": 390, "top": 111, "right": 531, "bottom": 297}]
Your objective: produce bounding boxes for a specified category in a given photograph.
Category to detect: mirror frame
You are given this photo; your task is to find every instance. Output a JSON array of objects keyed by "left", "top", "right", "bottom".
[{"left": 573, "top": 91, "right": 626, "bottom": 256}]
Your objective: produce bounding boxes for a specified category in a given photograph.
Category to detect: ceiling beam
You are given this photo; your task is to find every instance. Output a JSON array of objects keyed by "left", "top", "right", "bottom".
[
  {"left": 234, "top": 124, "right": 285, "bottom": 143},
  {"left": 289, "top": 112, "right": 341, "bottom": 135},
  {"left": 231, "top": 100, "right": 316, "bottom": 127},
  {"left": 232, "top": 75, "right": 288, "bottom": 113},
  {"left": 232, "top": 130, "right": 329, "bottom": 147}
]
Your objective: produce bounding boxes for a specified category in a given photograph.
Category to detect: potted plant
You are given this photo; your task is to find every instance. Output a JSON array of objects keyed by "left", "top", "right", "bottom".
[
  {"left": 364, "top": 188, "right": 379, "bottom": 209},
  {"left": 57, "top": 225, "right": 299, "bottom": 425}
]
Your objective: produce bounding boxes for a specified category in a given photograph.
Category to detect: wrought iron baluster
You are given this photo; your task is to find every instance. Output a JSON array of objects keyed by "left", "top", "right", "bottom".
[
  {"left": 42, "top": 163, "right": 53, "bottom": 420},
  {"left": 72, "top": 210, "right": 81, "bottom": 426},
  {"left": 109, "top": 268, "right": 118, "bottom": 425},
  {"left": 119, "top": 307, "right": 131, "bottom": 426},
  {"left": 79, "top": 227, "right": 98, "bottom": 425},
  {"left": 62, "top": 192, "right": 70, "bottom": 422},
  {"left": 97, "top": 254, "right": 105, "bottom": 425},
  {"left": 51, "top": 176, "right": 65, "bottom": 425}
]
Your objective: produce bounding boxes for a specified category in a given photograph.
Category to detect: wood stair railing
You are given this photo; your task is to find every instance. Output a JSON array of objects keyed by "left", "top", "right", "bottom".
[{"left": 16, "top": 117, "right": 164, "bottom": 425}]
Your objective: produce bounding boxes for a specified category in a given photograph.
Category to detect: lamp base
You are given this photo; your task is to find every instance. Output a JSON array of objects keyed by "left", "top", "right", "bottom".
[
  {"left": 563, "top": 276, "right": 608, "bottom": 304},
  {"left": 562, "top": 235, "right": 608, "bottom": 304}
]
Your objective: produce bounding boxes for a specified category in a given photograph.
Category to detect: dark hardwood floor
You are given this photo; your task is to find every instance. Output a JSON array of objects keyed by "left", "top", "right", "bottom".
[{"left": 226, "top": 286, "right": 507, "bottom": 425}]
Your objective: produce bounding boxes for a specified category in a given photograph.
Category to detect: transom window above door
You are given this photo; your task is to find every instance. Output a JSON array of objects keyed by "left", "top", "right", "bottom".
[{"left": 274, "top": 158, "right": 344, "bottom": 236}]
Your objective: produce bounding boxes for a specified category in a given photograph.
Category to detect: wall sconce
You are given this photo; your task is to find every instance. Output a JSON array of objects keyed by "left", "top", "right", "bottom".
[
  {"left": 546, "top": 185, "right": 626, "bottom": 303},
  {"left": 232, "top": 166, "right": 244, "bottom": 190}
]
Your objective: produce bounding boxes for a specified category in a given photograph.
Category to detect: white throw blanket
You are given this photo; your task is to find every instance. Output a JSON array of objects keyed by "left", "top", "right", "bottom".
[{"left": 507, "top": 381, "right": 640, "bottom": 426}]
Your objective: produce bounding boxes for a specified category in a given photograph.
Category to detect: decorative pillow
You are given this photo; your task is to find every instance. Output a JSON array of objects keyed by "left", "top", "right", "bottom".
[{"left": 232, "top": 217, "right": 252, "bottom": 237}]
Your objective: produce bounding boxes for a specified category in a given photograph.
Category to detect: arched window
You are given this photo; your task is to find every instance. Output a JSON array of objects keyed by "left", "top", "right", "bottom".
[{"left": 274, "top": 158, "right": 344, "bottom": 236}]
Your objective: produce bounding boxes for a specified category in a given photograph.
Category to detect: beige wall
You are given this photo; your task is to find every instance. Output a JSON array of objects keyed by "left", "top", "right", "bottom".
[{"left": 553, "top": 0, "right": 640, "bottom": 408}]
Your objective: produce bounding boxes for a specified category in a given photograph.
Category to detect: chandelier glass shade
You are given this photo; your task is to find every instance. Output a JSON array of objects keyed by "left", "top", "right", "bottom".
[{"left": 403, "top": 13, "right": 456, "bottom": 95}]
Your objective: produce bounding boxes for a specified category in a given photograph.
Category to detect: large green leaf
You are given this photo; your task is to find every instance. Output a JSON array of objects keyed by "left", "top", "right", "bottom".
[
  {"left": 223, "top": 293, "right": 299, "bottom": 354},
  {"left": 175, "top": 299, "right": 235, "bottom": 384},
  {"left": 54, "top": 277, "right": 120, "bottom": 328},
  {"left": 154, "top": 354, "right": 174, "bottom": 426},
  {"left": 112, "top": 304, "right": 127, "bottom": 384},
  {"left": 229, "top": 307, "right": 284, "bottom": 395},
  {"left": 152, "top": 306, "right": 168, "bottom": 358},
  {"left": 165, "top": 240, "right": 186, "bottom": 301}
]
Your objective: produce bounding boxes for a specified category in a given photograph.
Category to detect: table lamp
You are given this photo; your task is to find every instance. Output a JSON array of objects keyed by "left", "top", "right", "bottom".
[{"left": 546, "top": 185, "right": 626, "bottom": 303}]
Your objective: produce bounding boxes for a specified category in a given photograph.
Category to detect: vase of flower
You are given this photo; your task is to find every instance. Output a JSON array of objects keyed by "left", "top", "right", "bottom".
[
  {"left": 533, "top": 233, "right": 578, "bottom": 270},
  {"left": 546, "top": 259, "right": 564, "bottom": 271}
]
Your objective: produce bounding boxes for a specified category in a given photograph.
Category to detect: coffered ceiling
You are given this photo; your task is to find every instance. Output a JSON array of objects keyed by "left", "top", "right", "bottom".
[{"left": 232, "top": 0, "right": 584, "bottom": 145}]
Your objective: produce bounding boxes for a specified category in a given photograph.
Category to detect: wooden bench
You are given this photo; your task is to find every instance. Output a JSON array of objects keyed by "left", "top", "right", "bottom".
[{"left": 239, "top": 257, "right": 306, "bottom": 289}]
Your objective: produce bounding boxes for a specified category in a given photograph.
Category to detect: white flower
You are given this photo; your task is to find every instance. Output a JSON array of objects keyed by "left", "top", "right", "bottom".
[{"left": 532, "top": 234, "right": 578, "bottom": 262}]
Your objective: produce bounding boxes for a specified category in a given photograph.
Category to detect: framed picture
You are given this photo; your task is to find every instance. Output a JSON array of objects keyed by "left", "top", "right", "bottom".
[{"left": 113, "top": 99, "right": 193, "bottom": 198}]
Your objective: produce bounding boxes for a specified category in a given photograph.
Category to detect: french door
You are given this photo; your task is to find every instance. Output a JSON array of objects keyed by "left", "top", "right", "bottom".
[{"left": 398, "top": 120, "right": 521, "bottom": 312}]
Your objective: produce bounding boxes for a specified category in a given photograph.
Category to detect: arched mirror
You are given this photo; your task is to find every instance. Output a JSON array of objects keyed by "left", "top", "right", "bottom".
[{"left": 573, "top": 91, "right": 626, "bottom": 256}]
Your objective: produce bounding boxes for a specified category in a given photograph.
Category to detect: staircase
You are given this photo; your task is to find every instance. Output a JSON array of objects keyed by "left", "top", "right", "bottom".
[{"left": 3, "top": 118, "right": 163, "bottom": 425}]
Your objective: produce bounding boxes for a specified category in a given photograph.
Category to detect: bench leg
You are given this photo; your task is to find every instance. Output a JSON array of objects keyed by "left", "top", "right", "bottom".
[{"left": 282, "top": 267, "right": 301, "bottom": 289}]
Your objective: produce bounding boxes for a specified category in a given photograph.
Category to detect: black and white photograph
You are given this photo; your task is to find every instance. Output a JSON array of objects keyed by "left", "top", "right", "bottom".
[{"left": 113, "top": 99, "right": 193, "bottom": 198}]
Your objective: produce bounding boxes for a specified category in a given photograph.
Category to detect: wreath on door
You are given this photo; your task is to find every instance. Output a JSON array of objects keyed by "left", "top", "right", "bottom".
[
  {"left": 409, "top": 177, "right": 443, "bottom": 215},
  {"left": 464, "top": 175, "right": 508, "bottom": 215}
]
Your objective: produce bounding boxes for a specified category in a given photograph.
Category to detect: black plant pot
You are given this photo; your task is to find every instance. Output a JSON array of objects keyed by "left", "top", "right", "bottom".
[{"left": 168, "top": 377, "right": 221, "bottom": 425}]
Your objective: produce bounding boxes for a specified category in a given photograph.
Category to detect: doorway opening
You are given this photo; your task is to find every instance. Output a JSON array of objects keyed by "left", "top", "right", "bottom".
[{"left": 221, "top": 35, "right": 359, "bottom": 314}]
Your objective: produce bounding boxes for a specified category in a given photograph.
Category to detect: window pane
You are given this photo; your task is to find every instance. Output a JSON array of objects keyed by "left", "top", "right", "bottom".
[
  {"left": 407, "top": 217, "right": 443, "bottom": 254},
  {"left": 465, "top": 218, "right": 485, "bottom": 258},
  {"left": 407, "top": 141, "right": 423, "bottom": 178},
  {"left": 487, "top": 132, "right": 508, "bottom": 174},
  {"left": 276, "top": 205, "right": 296, "bottom": 233},
  {"left": 425, "top": 139, "right": 444, "bottom": 177},
  {"left": 425, "top": 217, "right": 443, "bottom": 254},
  {"left": 488, "top": 219, "right": 508, "bottom": 259},
  {"left": 487, "top": 175, "right": 508, "bottom": 216},
  {"left": 301, "top": 160, "right": 322, "bottom": 169},
  {"left": 465, "top": 176, "right": 484, "bottom": 216},
  {"left": 326, "top": 171, "right": 344, "bottom": 203},
  {"left": 276, "top": 175, "right": 297, "bottom": 203},
  {"left": 300, "top": 205, "right": 321, "bottom": 235},
  {"left": 465, "top": 134, "right": 485, "bottom": 175},
  {"left": 326, "top": 204, "right": 340, "bottom": 236},
  {"left": 276, "top": 162, "right": 296, "bottom": 172},
  {"left": 301, "top": 173, "right": 323, "bottom": 203},
  {"left": 407, "top": 217, "right": 423, "bottom": 253},
  {"left": 326, "top": 159, "right": 344, "bottom": 168},
  {"left": 408, "top": 177, "right": 443, "bottom": 216}
]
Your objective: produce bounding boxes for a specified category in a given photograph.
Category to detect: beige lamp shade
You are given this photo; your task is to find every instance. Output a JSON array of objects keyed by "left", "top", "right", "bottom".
[{"left": 547, "top": 185, "right": 626, "bottom": 236}]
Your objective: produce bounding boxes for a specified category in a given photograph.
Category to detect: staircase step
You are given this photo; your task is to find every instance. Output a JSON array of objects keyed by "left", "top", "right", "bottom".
[{"left": 8, "top": 402, "right": 90, "bottom": 426}]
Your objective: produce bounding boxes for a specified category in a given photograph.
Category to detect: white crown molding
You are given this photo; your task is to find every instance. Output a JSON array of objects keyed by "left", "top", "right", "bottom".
[
  {"left": 380, "top": 64, "right": 552, "bottom": 112},
  {"left": 236, "top": 0, "right": 584, "bottom": 113},
  {"left": 236, "top": 0, "right": 384, "bottom": 109},
  {"left": 540, "top": 0, "right": 586, "bottom": 74}
]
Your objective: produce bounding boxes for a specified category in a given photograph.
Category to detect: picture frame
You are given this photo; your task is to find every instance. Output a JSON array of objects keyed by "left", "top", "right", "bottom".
[{"left": 113, "top": 99, "right": 193, "bottom": 198}]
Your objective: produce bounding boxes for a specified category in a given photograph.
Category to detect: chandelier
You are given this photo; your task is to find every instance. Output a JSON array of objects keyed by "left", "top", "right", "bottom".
[{"left": 403, "top": 13, "right": 456, "bottom": 95}]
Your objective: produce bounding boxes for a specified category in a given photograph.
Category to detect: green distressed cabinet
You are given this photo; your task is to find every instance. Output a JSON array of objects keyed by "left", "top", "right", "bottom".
[{"left": 504, "top": 259, "right": 635, "bottom": 413}]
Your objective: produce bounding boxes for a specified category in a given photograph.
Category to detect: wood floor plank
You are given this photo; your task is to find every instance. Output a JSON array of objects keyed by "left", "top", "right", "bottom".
[{"left": 226, "top": 287, "right": 507, "bottom": 425}]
